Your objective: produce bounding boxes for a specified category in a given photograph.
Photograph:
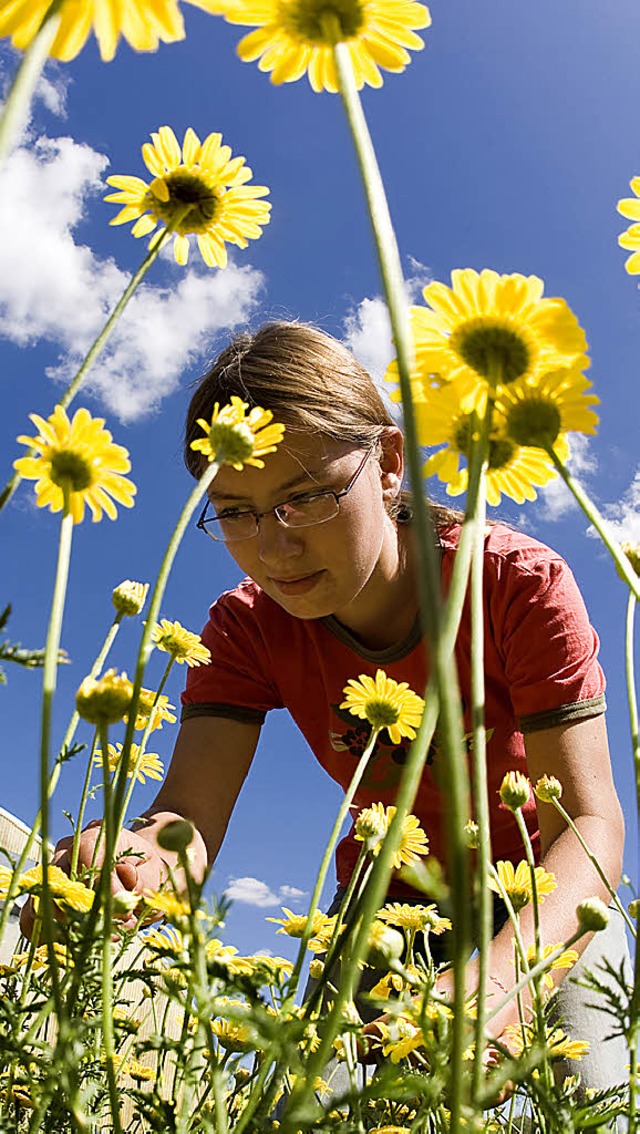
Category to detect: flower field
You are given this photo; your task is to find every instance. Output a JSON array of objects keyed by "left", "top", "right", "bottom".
[{"left": 0, "top": 2, "right": 639, "bottom": 1131}]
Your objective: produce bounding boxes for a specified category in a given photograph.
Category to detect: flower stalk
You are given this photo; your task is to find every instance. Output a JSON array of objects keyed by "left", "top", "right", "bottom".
[
  {"left": 38, "top": 492, "right": 74, "bottom": 1017},
  {"left": 546, "top": 445, "right": 640, "bottom": 600},
  {"left": 332, "top": 37, "right": 473, "bottom": 1122},
  {"left": 289, "top": 725, "right": 381, "bottom": 994},
  {"left": 0, "top": 0, "right": 62, "bottom": 167}
]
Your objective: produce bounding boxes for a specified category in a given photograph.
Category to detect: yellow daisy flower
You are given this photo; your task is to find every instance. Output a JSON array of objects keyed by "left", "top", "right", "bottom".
[
  {"left": 17, "top": 865, "right": 94, "bottom": 913},
  {"left": 128, "top": 688, "right": 177, "bottom": 732},
  {"left": 0, "top": 0, "right": 224, "bottom": 62},
  {"left": 617, "top": 176, "right": 640, "bottom": 274},
  {"left": 353, "top": 804, "right": 429, "bottom": 869},
  {"left": 266, "top": 906, "right": 331, "bottom": 938},
  {"left": 506, "top": 1022, "right": 589, "bottom": 1062},
  {"left": 377, "top": 1015, "right": 425, "bottom": 1064},
  {"left": 0, "top": 866, "right": 12, "bottom": 899},
  {"left": 497, "top": 366, "right": 599, "bottom": 450},
  {"left": 221, "top": 0, "right": 431, "bottom": 93},
  {"left": 14, "top": 406, "right": 136, "bottom": 524},
  {"left": 191, "top": 396, "right": 285, "bottom": 471},
  {"left": 377, "top": 902, "right": 451, "bottom": 935},
  {"left": 210, "top": 1011, "right": 256, "bottom": 1053},
  {"left": 418, "top": 379, "right": 570, "bottom": 507},
  {"left": 93, "top": 742, "right": 164, "bottom": 785},
  {"left": 105, "top": 126, "right": 270, "bottom": 269},
  {"left": 488, "top": 860, "right": 556, "bottom": 915},
  {"left": 340, "top": 669, "right": 424, "bottom": 745},
  {"left": 206, "top": 939, "right": 256, "bottom": 976},
  {"left": 387, "top": 268, "right": 588, "bottom": 410},
  {"left": 151, "top": 619, "right": 211, "bottom": 666},
  {"left": 521, "top": 943, "right": 579, "bottom": 990},
  {"left": 143, "top": 889, "right": 190, "bottom": 923},
  {"left": 76, "top": 669, "right": 134, "bottom": 725}
]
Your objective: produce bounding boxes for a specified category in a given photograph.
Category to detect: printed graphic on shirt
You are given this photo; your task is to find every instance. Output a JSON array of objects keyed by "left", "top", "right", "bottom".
[{"left": 329, "top": 701, "right": 494, "bottom": 792}]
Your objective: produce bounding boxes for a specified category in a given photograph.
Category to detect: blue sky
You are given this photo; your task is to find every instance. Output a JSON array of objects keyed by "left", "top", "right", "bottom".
[{"left": 1, "top": 0, "right": 639, "bottom": 960}]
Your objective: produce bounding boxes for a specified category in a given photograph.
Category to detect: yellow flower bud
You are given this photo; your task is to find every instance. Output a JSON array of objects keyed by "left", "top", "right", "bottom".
[
  {"left": 112, "top": 580, "right": 149, "bottom": 617},
  {"left": 499, "top": 771, "right": 531, "bottom": 812},
  {"left": 534, "top": 775, "right": 563, "bottom": 803},
  {"left": 76, "top": 669, "right": 134, "bottom": 725}
]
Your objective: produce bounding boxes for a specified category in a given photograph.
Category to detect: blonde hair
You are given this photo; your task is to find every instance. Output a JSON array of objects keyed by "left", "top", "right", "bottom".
[{"left": 184, "top": 321, "right": 461, "bottom": 526}]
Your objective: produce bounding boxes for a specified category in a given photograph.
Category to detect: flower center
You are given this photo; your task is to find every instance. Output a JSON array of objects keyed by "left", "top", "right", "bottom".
[
  {"left": 453, "top": 416, "right": 516, "bottom": 471},
  {"left": 505, "top": 397, "right": 561, "bottom": 447},
  {"left": 280, "top": 0, "right": 366, "bottom": 44},
  {"left": 364, "top": 697, "right": 400, "bottom": 730},
  {"left": 49, "top": 449, "right": 94, "bottom": 492},
  {"left": 450, "top": 318, "right": 531, "bottom": 384},
  {"left": 208, "top": 421, "right": 256, "bottom": 465},
  {"left": 148, "top": 170, "right": 220, "bottom": 233}
]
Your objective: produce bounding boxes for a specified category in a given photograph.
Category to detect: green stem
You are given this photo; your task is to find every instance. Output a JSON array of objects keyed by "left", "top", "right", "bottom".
[
  {"left": 625, "top": 590, "right": 640, "bottom": 1126},
  {"left": 98, "top": 720, "right": 123, "bottom": 1134},
  {"left": 546, "top": 445, "right": 640, "bottom": 600},
  {"left": 39, "top": 498, "right": 74, "bottom": 1017},
  {"left": 0, "top": 0, "right": 63, "bottom": 167},
  {"left": 288, "top": 725, "right": 381, "bottom": 995},
  {"left": 0, "top": 613, "right": 125, "bottom": 944},
  {"left": 118, "top": 656, "right": 174, "bottom": 826},
  {"left": 468, "top": 410, "right": 492, "bottom": 1102},
  {"left": 625, "top": 590, "right": 640, "bottom": 853},
  {"left": 484, "top": 928, "right": 584, "bottom": 1025},
  {"left": 548, "top": 796, "right": 635, "bottom": 935},
  {"left": 70, "top": 729, "right": 99, "bottom": 877},
  {"left": 333, "top": 39, "right": 473, "bottom": 1125},
  {"left": 110, "top": 460, "right": 220, "bottom": 844},
  {"left": 279, "top": 693, "right": 440, "bottom": 1131},
  {"left": 0, "top": 230, "right": 174, "bottom": 513}
]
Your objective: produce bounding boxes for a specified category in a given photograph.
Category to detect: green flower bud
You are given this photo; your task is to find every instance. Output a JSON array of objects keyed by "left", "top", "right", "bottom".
[
  {"left": 576, "top": 897, "right": 609, "bottom": 933},
  {"left": 499, "top": 771, "right": 531, "bottom": 812},
  {"left": 534, "top": 775, "right": 563, "bottom": 803},
  {"left": 156, "top": 820, "right": 195, "bottom": 855},
  {"left": 112, "top": 580, "right": 149, "bottom": 617}
]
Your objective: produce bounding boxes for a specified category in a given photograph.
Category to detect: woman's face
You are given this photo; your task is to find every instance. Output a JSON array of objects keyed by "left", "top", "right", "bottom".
[{"left": 206, "top": 430, "right": 404, "bottom": 630}]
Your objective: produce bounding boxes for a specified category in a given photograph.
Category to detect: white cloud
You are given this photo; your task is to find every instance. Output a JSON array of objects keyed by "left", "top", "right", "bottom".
[
  {"left": 598, "top": 466, "right": 640, "bottom": 544},
  {"left": 535, "top": 435, "right": 598, "bottom": 522},
  {"left": 0, "top": 131, "right": 264, "bottom": 421},
  {"left": 342, "top": 257, "right": 432, "bottom": 389},
  {"left": 223, "top": 876, "right": 308, "bottom": 908},
  {"left": 278, "top": 884, "right": 307, "bottom": 901}
]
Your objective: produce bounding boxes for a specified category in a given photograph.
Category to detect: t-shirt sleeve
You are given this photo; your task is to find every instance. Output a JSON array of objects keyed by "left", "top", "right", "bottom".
[
  {"left": 180, "top": 588, "right": 284, "bottom": 725},
  {"left": 488, "top": 543, "right": 606, "bottom": 733}
]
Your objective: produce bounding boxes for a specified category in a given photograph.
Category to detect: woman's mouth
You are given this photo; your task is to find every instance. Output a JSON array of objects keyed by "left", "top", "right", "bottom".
[{"left": 270, "top": 570, "right": 325, "bottom": 596}]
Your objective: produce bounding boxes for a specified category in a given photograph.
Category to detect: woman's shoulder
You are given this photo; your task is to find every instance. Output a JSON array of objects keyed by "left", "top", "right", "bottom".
[{"left": 438, "top": 520, "right": 566, "bottom": 572}]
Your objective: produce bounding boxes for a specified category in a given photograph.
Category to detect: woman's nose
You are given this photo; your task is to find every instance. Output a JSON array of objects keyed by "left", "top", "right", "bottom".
[{"left": 256, "top": 513, "right": 304, "bottom": 563}]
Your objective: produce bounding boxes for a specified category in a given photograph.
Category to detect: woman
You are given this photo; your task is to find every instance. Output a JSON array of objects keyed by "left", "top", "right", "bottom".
[{"left": 35, "top": 321, "right": 628, "bottom": 1088}]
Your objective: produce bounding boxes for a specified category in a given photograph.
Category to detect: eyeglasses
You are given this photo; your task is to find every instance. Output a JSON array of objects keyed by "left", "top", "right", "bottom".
[{"left": 196, "top": 447, "right": 374, "bottom": 544}]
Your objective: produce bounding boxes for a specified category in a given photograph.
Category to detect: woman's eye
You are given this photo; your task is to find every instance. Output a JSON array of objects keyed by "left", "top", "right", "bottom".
[{"left": 217, "top": 508, "right": 250, "bottom": 521}]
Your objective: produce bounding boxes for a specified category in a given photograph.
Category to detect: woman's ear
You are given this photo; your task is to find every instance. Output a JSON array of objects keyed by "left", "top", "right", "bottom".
[{"left": 378, "top": 426, "right": 404, "bottom": 502}]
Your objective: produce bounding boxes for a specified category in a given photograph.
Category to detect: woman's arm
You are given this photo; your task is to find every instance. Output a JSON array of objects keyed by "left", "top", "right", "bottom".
[
  {"left": 448, "top": 713, "right": 625, "bottom": 1041},
  {"left": 20, "top": 715, "right": 261, "bottom": 936}
]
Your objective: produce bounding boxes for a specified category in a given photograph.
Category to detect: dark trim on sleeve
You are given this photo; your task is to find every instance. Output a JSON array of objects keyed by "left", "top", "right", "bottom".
[
  {"left": 519, "top": 694, "right": 606, "bottom": 734},
  {"left": 180, "top": 703, "right": 267, "bottom": 726}
]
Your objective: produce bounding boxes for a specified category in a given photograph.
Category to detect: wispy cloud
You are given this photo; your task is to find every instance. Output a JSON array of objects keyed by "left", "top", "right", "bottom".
[
  {"left": 0, "top": 130, "right": 264, "bottom": 422},
  {"left": 223, "top": 876, "right": 308, "bottom": 909},
  {"left": 342, "top": 257, "right": 432, "bottom": 391},
  {"left": 535, "top": 435, "right": 599, "bottom": 523},
  {"left": 598, "top": 466, "right": 640, "bottom": 544}
]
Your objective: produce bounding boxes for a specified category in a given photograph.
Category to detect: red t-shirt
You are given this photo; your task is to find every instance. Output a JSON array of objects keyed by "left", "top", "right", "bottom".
[{"left": 182, "top": 523, "right": 605, "bottom": 895}]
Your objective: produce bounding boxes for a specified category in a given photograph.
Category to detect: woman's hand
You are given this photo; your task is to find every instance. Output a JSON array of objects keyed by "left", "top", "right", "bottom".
[{"left": 19, "top": 821, "right": 167, "bottom": 939}]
